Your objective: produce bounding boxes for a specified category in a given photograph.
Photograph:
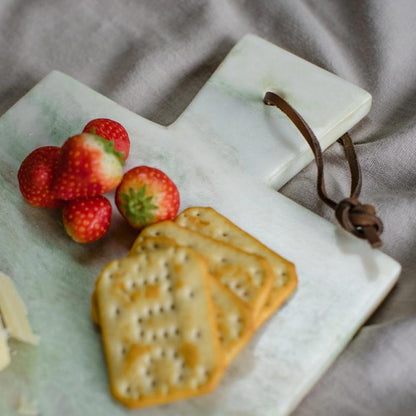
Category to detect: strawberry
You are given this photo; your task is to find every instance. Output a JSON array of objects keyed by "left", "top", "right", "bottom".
[
  {"left": 52, "top": 133, "right": 124, "bottom": 201},
  {"left": 62, "top": 196, "right": 112, "bottom": 243},
  {"left": 83, "top": 118, "right": 130, "bottom": 161},
  {"left": 17, "top": 146, "right": 61, "bottom": 209},
  {"left": 115, "top": 166, "right": 180, "bottom": 229}
]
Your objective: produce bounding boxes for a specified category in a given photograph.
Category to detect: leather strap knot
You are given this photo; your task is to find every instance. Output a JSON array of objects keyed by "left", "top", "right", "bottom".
[
  {"left": 264, "top": 91, "right": 383, "bottom": 248},
  {"left": 335, "top": 198, "right": 383, "bottom": 247}
]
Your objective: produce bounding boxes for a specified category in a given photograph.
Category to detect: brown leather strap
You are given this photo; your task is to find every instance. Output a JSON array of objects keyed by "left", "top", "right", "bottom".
[{"left": 263, "top": 91, "right": 383, "bottom": 248}]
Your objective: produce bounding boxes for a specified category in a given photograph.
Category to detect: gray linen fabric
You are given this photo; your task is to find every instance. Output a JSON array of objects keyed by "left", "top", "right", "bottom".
[{"left": 1, "top": 0, "right": 415, "bottom": 414}]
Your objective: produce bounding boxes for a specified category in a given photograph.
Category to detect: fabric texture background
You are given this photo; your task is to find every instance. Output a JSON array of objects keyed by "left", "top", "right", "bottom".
[{"left": 1, "top": 0, "right": 415, "bottom": 414}]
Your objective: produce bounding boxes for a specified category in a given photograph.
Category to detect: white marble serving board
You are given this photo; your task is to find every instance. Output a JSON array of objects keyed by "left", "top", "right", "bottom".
[{"left": 0, "top": 34, "right": 400, "bottom": 416}]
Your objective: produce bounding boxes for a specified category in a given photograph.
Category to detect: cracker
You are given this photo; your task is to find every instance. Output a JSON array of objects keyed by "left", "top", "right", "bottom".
[
  {"left": 134, "top": 221, "right": 274, "bottom": 320},
  {"left": 208, "top": 277, "right": 254, "bottom": 365},
  {"left": 127, "top": 237, "right": 255, "bottom": 365},
  {"left": 176, "top": 207, "right": 298, "bottom": 326},
  {"left": 94, "top": 245, "right": 225, "bottom": 408}
]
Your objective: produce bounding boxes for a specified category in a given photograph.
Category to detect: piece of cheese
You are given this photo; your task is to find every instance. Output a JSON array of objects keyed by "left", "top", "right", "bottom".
[
  {"left": 0, "top": 317, "right": 10, "bottom": 371},
  {"left": 0, "top": 272, "right": 39, "bottom": 345}
]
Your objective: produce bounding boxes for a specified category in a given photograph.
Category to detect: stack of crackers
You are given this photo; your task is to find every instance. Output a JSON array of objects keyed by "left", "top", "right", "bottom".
[{"left": 92, "top": 207, "right": 297, "bottom": 409}]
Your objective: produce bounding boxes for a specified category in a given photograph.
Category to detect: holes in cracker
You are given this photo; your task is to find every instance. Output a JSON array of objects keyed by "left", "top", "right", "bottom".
[
  {"left": 143, "top": 354, "right": 152, "bottom": 366},
  {"left": 140, "top": 254, "right": 148, "bottom": 266},
  {"left": 251, "top": 268, "right": 264, "bottom": 285},
  {"left": 173, "top": 327, "right": 180, "bottom": 337},
  {"left": 175, "top": 250, "right": 189, "bottom": 264},
  {"left": 126, "top": 385, "right": 132, "bottom": 394},
  {"left": 242, "top": 290, "right": 250, "bottom": 300},
  {"left": 194, "top": 329, "right": 202, "bottom": 339},
  {"left": 107, "top": 261, "right": 121, "bottom": 279},
  {"left": 157, "top": 328, "right": 166, "bottom": 339},
  {"left": 145, "top": 377, "right": 156, "bottom": 391},
  {"left": 143, "top": 307, "right": 151, "bottom": 318},
  {"left": 154, "top": 347, "right": 163, "bottom": 358}
]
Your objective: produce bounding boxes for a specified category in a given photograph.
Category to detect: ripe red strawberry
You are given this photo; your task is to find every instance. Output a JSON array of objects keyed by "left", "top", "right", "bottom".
[
  {"left": 17, "top": 146, "right": 61, "bottom": 209},
  {"left": 115, "top": 166, "right": 180, "bottom": 229},
  {"left": 62, "top": 196, "right": 112, "bottom": 243},
  {"left": 83, "top": 118, "right": 130, "bottom": 161},
  {"left": 52, "top": 133, "right": 124, "bottom": 201}
]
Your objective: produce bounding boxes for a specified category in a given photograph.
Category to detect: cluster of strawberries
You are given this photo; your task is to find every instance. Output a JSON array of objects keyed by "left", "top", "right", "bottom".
[{"left": 17, "top": 119, "right": 180, "bottom": 243}]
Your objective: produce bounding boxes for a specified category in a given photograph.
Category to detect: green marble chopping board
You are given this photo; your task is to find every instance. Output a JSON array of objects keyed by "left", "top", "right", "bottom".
[{"left": 0, "top": 35, "right": 400, "bottom": 416}]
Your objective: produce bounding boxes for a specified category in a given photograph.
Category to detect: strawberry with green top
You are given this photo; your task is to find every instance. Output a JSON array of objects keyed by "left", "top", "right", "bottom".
[
  {"left": 18, "top": 146, "right": 62, "bottom": 209},
  {"left": 62, "top": 196, "right": 112, "bottom": 243},
  {"left": 52, "top": 133, "right": 124, "bottom": 201},
  {"left": 83, "top": 118, "right": 130, "bottom": 161},
  {"left": 115, "top": 166, "right": 180, "bottom": 229}
]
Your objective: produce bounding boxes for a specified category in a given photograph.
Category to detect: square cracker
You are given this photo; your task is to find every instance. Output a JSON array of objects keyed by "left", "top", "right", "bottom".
[
  {"left": 134, "top": 221, "right": 274, "bottom": 320},
  {"left": 127, "top": 237, "right": 255, "bottom": 365},
  {"left": 94, "top": 245, "right": 225, "bottom": 408},
  {"left": 175, "top": 207, "right": 298, "bottom": 326}
]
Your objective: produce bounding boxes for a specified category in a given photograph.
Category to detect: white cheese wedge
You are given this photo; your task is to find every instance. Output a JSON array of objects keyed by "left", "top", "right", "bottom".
[
  {"left": 0, "top": 317, "right": 10, "bottom": 371},
  {"left": 0, "top": 271, "right": 39, "bottom": 346}
]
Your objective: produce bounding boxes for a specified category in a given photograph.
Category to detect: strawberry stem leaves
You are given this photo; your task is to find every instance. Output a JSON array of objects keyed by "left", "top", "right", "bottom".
[{"left": 120, "top": 185, "right": 157, "bottom": 226}]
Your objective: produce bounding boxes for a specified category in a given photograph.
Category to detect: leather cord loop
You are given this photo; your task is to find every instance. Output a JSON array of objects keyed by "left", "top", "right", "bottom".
[{"left": 263, "top": 91, "right": 383, "bottom": 248}]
